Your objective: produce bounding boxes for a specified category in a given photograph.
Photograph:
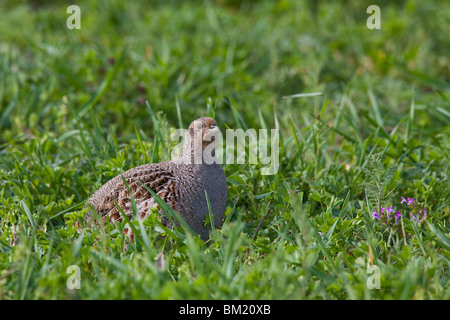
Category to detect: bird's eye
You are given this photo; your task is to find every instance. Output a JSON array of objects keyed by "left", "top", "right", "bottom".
[{"left": 210, "top": 124, "right": 216, "bottom": 129}]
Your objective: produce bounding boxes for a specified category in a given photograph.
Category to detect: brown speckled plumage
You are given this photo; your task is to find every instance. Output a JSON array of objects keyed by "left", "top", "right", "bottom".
[{"left": 83, "top": 117, "right": 227, "bottom": 240}]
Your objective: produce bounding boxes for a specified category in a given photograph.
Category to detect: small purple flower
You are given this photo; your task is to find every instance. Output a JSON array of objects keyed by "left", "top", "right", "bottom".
[
  {"left": 385, "top": 206, "right": 394, "bottom": 220},
  {"left": 395, "top": 211, "right": 402, "bottom": 225},
  {"left": 400, "top": 197, "right": 415, "bottom": 207},
  {"left": 411, "top": 213, "right": 420, "bottom": 223},
  {"left": 372, "top": 209, "right": 381, "bottom": 220},
  {"left": 424, "top": 208, "right": 427, "bottom": 217}
]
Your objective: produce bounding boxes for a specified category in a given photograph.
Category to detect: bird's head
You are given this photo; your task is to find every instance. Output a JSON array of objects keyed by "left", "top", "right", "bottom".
[
  {"left": 187, "top": 117, "right": 220, "bottom": 149},
  {"left": 178, "top": 117, "right": 221, "bottom": 164}
]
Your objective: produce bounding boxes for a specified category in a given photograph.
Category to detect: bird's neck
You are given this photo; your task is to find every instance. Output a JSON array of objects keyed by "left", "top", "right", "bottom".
[
  {"left": 175, "top": 147, "right": 217, "bottom": 165},
  {"left": 175, "top": 132, "right": 218, "bottom": 165}
]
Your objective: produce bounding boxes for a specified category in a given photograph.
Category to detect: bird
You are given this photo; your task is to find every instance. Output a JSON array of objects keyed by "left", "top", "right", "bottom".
[{"left": 82, "top": 117, "right": 227, "bottom": 240}]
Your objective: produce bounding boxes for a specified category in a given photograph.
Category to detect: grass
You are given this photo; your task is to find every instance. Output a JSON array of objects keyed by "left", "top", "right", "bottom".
[{"left": 0, "top": 0, "right": 449, "bottom": 300}]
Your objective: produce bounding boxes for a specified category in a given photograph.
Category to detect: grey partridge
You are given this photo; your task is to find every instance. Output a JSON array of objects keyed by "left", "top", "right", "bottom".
[{"left": 83, "top": 117, "right": 227, "bottom": 240}]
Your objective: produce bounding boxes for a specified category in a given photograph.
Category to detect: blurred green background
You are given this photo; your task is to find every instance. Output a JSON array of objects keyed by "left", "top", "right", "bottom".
[
  {"left": 1, "top": 0, "right": 448, "bottom": 137},
  {"left": 0, "top": 0, "right": 449, "bottom": 300}
]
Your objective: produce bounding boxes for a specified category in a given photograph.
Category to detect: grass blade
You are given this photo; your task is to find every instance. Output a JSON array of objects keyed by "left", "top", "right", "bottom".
[
  {"left": 136, "top": 179, "right": 198, "bottom": 238},
  {"left": 282, "top": 92, "right": 323, "bottom": 99},
  {"left": 21, "top": 200, "right": 36, "bottom": 231},
  {"left": 205, "top": 190, "right": 216, "bottom": 235},
  {"left": 427, "top": 222, "right": 450, "bottom": 250}
]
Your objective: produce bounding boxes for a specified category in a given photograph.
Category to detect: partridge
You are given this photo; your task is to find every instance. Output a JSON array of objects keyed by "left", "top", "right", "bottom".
[{"left": 83, "top": 117, "right": 227, "bottom": 240}]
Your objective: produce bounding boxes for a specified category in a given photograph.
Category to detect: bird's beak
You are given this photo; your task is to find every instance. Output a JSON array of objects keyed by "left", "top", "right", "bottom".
[{"left": 204, "top": 126, "right": 220, "bottom": 142}]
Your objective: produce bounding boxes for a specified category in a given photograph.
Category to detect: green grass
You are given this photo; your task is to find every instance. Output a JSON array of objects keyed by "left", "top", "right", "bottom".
[{"left": 0, "top": 0, "right": 449, "bottom": 299}]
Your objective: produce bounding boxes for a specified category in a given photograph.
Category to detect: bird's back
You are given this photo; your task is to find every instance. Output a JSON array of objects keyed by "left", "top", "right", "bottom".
[{"left": 84, "top": 161, "right": 227, "bottom": 239}]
